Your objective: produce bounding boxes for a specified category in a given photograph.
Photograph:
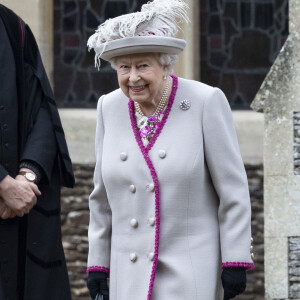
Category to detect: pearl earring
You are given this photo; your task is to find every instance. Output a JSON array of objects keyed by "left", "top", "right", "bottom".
[{"left": 163, "top": 75, "right": 167, "bottom": 80}]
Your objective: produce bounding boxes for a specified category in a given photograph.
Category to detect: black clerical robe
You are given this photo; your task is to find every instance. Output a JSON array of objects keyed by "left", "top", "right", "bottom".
[{"left": 0, "top": 4, "right": 74, "bottom": 300}]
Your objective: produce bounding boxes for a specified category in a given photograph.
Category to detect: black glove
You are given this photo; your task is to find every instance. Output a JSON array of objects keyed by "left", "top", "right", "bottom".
[
  {"left": 221, "top": 267, "right": 246, "bottom": 300},
  {"left": 87, "top": 271, "right": 109, "bottom": 300}
]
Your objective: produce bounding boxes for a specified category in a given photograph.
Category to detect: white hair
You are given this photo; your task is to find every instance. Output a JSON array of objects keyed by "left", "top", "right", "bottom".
[
  {"left": 110, "top": 53, "right": 178, "bottom": 73},
  {"left": 158, "top": 53, "right": 178, "bottom": 73}
]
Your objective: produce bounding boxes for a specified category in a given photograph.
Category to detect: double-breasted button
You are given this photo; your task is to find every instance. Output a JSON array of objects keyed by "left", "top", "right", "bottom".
[
  {"left": 2, "top": 124, "right": 8, "bottom": 130},
  {"left": 147, "top": 183, "right": 155, "bottom": 192},
  {"left": 0, "top": 105, "right": 4, "bottom": 110},
  {"left": 120, "top": 152, "right": 128, "bottom": 161},
  {"left": 129, "top": 185, "right": 136, "bottom": 193},
  {"left": 130, "top": 253, "right": 137, "bottom": 262},
  {"left": 159, "top": 149, "right": 166, "bottom": 159},
  {"left": 148, "top": 252, "right": 154, "bottom": 261},
  {"left": 5, "top": 143, "right": 8, "bottom": 148},
  {"left": 130, "top": 219, "right": 138, "bottom": 228},
  {"left": 148, "top": 217, "right": 155, "bottom": 226}
]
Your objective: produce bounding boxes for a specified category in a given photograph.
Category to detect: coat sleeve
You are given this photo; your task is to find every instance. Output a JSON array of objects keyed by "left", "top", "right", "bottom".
[
  {"left": 0, "top": 17, "right": 12, "bottom": 183},
  {"left": 20, "top": 76, "right": 57, "bottom": 184},
  {"left": 87, "top": 96, "right": 111, "bottom": 275},
  {"left": 0, "top": 164, "right": 8, "bottom": 182},
  {"left": 203, "top": 88, "right": 254, "bottom": 269}
]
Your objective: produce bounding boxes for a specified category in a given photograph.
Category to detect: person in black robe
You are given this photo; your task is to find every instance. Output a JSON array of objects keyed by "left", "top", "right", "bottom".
[{"left": 0, "top": 4, "right": 75, "bottom": 300}]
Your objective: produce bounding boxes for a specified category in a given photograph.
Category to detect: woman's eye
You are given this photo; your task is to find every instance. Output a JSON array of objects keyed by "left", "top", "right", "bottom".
[{"left": 137, "top": 64, "right": 148, "bottom": 70}]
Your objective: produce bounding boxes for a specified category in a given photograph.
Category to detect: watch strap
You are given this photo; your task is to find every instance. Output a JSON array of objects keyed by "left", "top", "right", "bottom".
[{"left": 19, "top": 160, "right": 42, "bottom": 183}]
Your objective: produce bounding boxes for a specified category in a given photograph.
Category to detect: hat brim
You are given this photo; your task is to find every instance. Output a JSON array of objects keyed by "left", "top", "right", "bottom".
[{"left": 95, "top": 36, "right": 186, "bottom": 61}]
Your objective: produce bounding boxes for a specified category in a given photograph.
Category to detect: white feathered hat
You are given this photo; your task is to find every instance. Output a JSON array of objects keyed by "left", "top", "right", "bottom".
[{"left": 87, "top": 0, "right": 189, "bottom": 68}]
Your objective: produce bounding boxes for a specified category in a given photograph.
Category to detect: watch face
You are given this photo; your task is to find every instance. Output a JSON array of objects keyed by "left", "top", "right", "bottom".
[{"left": 26, "top": 173, "right": 36, "bottom": 181}]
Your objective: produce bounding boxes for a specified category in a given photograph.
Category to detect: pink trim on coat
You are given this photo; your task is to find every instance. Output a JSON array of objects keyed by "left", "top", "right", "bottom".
[
  {"left": 222, "top": 262, "right": 255, "bottom": 270},
  {"left": 128, "top": 75, "right": 178, "bottom": 300},
  {"left": 86, "top": 266, "right": 110, "bottom": 276}
]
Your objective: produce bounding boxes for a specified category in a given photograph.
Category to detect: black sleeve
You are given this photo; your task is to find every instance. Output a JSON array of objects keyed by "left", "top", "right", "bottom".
[
  {"left": 20, "top": 71, "right": 57, "bottom": 183},
  {"left": 0, "top": 17, "right": 11, "bottom": 183},
  {"left": 21, "top": 24, "right": 74, "bottom": 188},
  {"left": 0, "top": 164, "right": 8, "bottom": 182}
]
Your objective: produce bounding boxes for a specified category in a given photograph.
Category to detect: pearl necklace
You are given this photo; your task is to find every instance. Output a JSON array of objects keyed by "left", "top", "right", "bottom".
[{"left": 134, "top": 76, "right": 171, "bottom": 117}]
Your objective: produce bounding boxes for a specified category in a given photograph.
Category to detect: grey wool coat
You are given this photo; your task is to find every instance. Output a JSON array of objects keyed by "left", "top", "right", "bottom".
[{"left": 87, "top": 76, "right": 253, "bottom": 300}]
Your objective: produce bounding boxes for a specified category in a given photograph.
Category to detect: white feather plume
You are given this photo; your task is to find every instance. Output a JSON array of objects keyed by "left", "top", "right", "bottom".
[{"left": 87, "top": 0, "right": 189, "bottom": 52}]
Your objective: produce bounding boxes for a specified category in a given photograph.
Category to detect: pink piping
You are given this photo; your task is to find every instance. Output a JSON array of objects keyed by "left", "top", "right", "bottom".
[
  {"left": 222, "top": 262, "right": 255, "bottom": 270},
  {"left": 86, "top": 266, "right": 110, "bottom": 276},
  {"left": 129, "top": 75, "right": 178, "bottom": 300}
]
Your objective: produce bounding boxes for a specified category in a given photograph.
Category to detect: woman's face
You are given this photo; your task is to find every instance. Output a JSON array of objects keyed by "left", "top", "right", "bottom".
[{"left": 114, "top": 53, "right": 168, "bottom": 105}]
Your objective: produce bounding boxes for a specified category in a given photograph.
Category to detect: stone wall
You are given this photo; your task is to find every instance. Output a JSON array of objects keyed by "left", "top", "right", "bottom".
[
  {"left": 61, "top": 164, "right": 264, "bottom": 300},
  {"left": 289, "top": 237, "right": 300, "bottom": 299},
  {"left": 294, "top": 112, "right": 300, "bottom": 175},
  {"left": 243, "top": 164, "right": 264, "bottom": 300}
]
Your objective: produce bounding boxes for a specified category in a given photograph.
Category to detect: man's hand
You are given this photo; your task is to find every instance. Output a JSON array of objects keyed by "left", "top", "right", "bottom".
[
  {"left": 15, "top": 174, "right": 29, "bottom": 182},
  {"left": 0, "top": 198, "right": 16, "bottom": 219},
  {"left": 0, "top": 175, "right": 41, "bottom": 217}
]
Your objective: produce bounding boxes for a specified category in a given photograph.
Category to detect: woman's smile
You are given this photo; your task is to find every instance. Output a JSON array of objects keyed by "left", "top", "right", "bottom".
[{"left": 129, "top": 85, "right": 147, "bottom": 93}]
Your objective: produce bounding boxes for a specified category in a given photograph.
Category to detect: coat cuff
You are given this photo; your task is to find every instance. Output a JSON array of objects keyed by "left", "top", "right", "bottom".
[
  {"left": 222, "top": 261, "right": 255, "bottom": 270},
  {"left": 19, "top": 160, "right": 43, "bottom": 183},
  {"left": 87, "top": 266, "right": 110, "bottom": 276}
]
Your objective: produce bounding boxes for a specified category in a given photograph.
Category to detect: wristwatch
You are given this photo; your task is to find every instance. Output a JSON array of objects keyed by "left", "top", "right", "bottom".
[{"left": 19, "top": 171, "right": 37, "bottom": 183}]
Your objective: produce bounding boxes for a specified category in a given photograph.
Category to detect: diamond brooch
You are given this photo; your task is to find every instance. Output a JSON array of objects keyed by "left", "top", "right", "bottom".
[{"left": 179, "top": 99, "right": 191, "bottom": 111}]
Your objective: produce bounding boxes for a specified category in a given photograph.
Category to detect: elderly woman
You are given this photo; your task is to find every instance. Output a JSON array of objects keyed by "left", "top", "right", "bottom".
[{"left": 86, "top": 1, "right": 254, "bottom": 300}]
